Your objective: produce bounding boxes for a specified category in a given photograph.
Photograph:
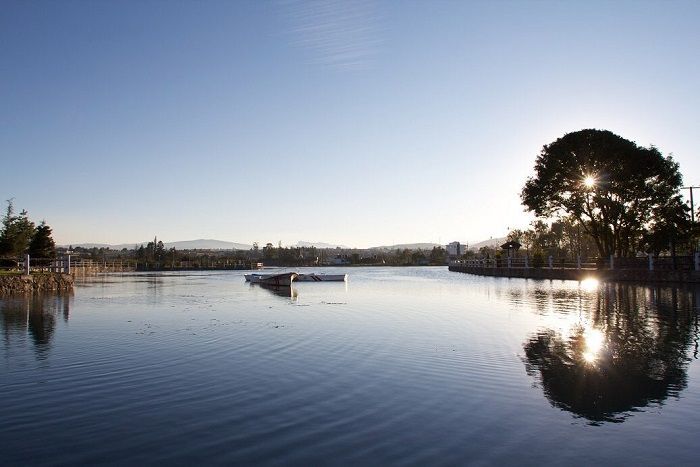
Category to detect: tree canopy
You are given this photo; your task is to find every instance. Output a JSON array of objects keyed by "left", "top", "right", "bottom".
[
  {"left": 521, "top": 129, "right": 688, "bottom": 257},
  {"left": 0, "top": 199, "right": 36, "bottom": 257},
  {"left": 0, "top": 199, "right": 56, "bottom": 259},
  {"left": 28, "top": 221, "right": 57, "bottom": 259}
]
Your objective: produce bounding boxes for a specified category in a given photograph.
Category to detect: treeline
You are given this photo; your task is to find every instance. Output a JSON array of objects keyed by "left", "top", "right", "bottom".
[
  {"left": 470, "top": 216, "right": 697, "bottom": 266},
  {"left": 256, "top": 242, "right": 446, "bottom": 266},
  {"left": 62, "top": 240, "right": 448, "bottom": 267},
  {"left": 0, "top": 200, "right": 56, "bottom": 260},
  {"left": 470, "top": 219, "right": 599, "bottom": 262}
]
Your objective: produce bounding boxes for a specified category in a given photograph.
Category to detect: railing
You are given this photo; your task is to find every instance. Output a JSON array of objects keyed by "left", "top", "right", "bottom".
[
  {"left": 68, "top": 258, "right": 137, "bottom": 275},
  {"left": 0, "top": 255, "right": 68, "bottom": 274},
  {"left": 451, "top": 253, "right": 700, "bottom": 272},
  {"left": 0, "top": 255, "right": 137, "bottom": 276},
  {"left": 135, "top": 260, "right": 262, "bottom": 271},
  {"left": 1, "top": 255, "right": 266, "bottom": 275}
]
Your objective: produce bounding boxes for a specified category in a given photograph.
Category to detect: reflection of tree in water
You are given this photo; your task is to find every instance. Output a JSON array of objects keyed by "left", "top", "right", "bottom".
[
  {"left": 0, "top": 293, "right": 72, "bottom": 359},
  {"left": 523, "top": 283, "right": 698, "bottom": 424}
]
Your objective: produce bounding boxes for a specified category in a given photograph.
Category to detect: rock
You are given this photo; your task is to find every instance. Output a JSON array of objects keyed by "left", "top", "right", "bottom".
[{"left": 0, "top": 273, "right": 74, "bottom": 294}]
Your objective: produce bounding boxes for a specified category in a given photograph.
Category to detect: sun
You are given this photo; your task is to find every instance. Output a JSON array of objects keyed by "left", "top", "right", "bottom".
[
  {"left": 583, "top": 175, "right": 597, "bottom": 189},
  {"left": 580, "top": 277, "right": 599, "bottom": 292}
]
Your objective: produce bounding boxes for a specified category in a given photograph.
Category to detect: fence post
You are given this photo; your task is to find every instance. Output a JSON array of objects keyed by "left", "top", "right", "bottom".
[
  {"left": 695, "top": 252, "right": 699, "bottom": 271},
  {"left": 525, "top": 256, "right": 529, "bottom": 269},
  {"left": 507, "top": 257, "right": 512, "bottom": 268},
  {"left": 548, "top": 255, "right": 553, "bottom": 269},
  {"left": 648, "top": 253, "right": 654, "bottom": 271},
  {"left": 609, "top": 255, "right": 614, "bottom": 270},
  {"left": 67, "top": 255, "right": 71, "bottom": 275},
  {"left": 25, "top": 254, "right": 30, "bottom": 275},
  {"left": 577, "top": 255, "right": 581, "bottom": 269}
]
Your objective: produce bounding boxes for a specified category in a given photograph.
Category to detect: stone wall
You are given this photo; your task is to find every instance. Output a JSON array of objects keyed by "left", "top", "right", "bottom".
[{"left": 0, "top": 273, "right": 74, "bottom": 294}]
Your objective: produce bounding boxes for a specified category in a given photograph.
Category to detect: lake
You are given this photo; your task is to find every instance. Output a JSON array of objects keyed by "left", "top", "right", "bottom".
[{"left": 2, "top": 267, "right": 700, "bottom": 465}]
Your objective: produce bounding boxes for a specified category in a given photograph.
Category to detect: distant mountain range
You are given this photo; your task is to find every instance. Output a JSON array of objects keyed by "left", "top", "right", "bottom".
[
  {"left": 294, "top": 241, "right": 349, "bottom": 249},
  {"left": 367, "top": 239, "right": 507, "bottom": 251},
  {"left": 468, "top": 237, "right": 507, "bottom": 250},
  {"left": 64, "top": 237, "right": 507, "bottom": 251},
  {"left": 64, "top": 239, "right": 252, "bottom": 250},
  {"left": 369, "top": 243, "right": 443, "bottom": 251},
  {"left": 64, "top": 239, "right": 348, "bottom": 250}
]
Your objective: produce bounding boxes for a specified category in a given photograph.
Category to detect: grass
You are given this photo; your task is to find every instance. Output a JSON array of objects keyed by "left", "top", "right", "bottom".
[{"left": 0, "top": 270, "right": 62, "bottom": 276}]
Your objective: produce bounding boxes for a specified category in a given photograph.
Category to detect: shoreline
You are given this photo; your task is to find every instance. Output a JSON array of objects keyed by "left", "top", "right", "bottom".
[
  {"left": 0, "top": 273, "right": 74, "bottom": 294},
  {"left": 448, "top": 264, "right": 700, "bottom": 284}
]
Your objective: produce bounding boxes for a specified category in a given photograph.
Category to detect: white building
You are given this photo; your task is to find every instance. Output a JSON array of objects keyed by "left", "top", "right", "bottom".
[{"left": 446, "top": 241, "right": 463, "bottom": 258}]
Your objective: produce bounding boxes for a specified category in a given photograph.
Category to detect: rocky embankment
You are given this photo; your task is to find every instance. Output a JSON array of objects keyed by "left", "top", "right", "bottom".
[{"left": 0, "top": 273, "right": 74, "bottom": 294}]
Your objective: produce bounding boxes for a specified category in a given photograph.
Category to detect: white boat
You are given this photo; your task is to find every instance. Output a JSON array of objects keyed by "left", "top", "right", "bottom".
[
  {"left": 245, "top": 273, "right": 263, "bottom": 283},
  {"left": 245, "top": 272, "right": 298, "bottom": 286},
  {"left": 296, "top": 273, "right": 347, "bottom": 282}
]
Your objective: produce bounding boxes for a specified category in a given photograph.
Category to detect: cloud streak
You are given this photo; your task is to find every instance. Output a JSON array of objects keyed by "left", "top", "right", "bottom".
[{"left": 278, "top": 0, "right": 382, "bottom": 70}]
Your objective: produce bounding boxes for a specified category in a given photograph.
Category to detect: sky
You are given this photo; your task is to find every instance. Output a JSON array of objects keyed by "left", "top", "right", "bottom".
[{"left": 2, "top": 0, "right": 699, "bottom": 248}]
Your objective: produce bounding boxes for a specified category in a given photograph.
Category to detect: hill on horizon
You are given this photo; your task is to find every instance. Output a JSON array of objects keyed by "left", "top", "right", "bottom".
[
  {"left": 468, "top": 237, "right": 507, "bottom": 250},
  {"left": 369, "top": 242, "right": 443, "bottom": 251},
  {"left": 64, "top": 239, "right": 252, "bottom": 250},
  {"left": 62, "top": 237, "right": 507, "bottom": 252},
  {"left": 294, "top": 241, "right": 349, "bottom": 249}
]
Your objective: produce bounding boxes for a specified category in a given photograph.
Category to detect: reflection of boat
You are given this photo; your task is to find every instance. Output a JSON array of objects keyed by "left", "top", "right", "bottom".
[
  {"left": 259, "top": 284, "right": 298, "bottom": 299},
  {"left": 244, "top": 272, "right": 297, "bottom": 286},
  {"left": 296, "top": 273, "right": 347, "bottom": 282}
]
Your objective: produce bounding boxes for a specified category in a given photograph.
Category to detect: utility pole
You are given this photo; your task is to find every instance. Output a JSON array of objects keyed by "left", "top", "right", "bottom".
[
  {"left": 684, "top": 186, "right": 700, "bottom": 255},
  {"left": 683, "top": 186, "right": 700, "bottom": 224}
]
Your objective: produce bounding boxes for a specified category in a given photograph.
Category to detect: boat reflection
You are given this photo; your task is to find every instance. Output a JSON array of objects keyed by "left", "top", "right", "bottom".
[
  {"left": 522, "top": 283, "right": 699, "bottom": 424},
  {"left": 0, "top": 293, "right": 72, "bottom": 360},
  {"left": 251, "top": 283, "right": 298, "bottom": 301}
]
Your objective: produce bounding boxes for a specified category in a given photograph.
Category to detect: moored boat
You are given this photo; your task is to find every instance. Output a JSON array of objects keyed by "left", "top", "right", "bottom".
[
  {"left": 296, "top": 273, "right": 347, "bottom": 282},
  {"left": 244, "top": 273, "right": 263, "bottom": 283},
  {"left": 245, "top": 272, "right": 297, "bottom": 286}
]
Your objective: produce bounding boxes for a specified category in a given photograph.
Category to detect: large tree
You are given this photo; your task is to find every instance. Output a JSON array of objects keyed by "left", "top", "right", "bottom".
[
  {"left": 521, "top": 129, "right": 687, "bottom": 257},
  {"left": 0, "top": 200, "right": 36, "bottom": 257},
  {"left": 28, "top": 221, "right": 57, "bottom": 259}
]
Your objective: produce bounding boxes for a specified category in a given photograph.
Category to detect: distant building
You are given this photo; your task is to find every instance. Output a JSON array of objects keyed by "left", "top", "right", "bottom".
[{"left": 446, "top": 241, "right": 464, "bottom": 259}]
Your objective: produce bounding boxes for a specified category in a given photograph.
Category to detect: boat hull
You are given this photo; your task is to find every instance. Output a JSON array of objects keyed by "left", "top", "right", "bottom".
[
  {"left": 244, "top": 274, "right": 263, "bottom": 283},
  {"left": 296, "top": 273, "right": 347, "bottom": 282},
  {"left": 246, "top": 272, "right": 298, "bottom": 286}
]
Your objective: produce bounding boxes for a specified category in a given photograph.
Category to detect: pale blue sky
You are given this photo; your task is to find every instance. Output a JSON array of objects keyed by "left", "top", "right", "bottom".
[{"left": 2, "top": 0, "right": 699, "bottom": 247}]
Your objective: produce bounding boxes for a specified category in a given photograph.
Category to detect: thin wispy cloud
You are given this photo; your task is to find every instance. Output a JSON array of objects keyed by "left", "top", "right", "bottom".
[{"left": 278, "top": 0, "right": 382, "bottom": 70}]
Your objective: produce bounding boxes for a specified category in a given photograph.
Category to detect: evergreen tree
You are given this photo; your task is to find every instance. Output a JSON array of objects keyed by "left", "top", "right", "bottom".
[
  {"left": 28, "top": 221, "right": 57, "bottom": 259},
  {"left": 0, "top": 199, "right": 17, "bottom": 256},
  {"left": 13, "top": 210, "right": 36, "bottom": 255},
  {"left": 0, "top": 200, "right": 35, "bottom": 256},
  {"left": 155, "top": 240, "right": 166, "bottom": 260}
]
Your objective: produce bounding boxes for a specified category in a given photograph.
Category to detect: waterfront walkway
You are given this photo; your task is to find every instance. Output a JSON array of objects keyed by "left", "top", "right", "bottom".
[{"left": 449, "top": 255, "right": 700, "bottom": 284}]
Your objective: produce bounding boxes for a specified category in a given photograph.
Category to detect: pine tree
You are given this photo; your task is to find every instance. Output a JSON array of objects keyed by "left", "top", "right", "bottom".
[
  {"left": 0, "top": 200, "right": 35, "bottom": 256},
  {"left": 29, "top": 221, "right": 57, "bottom": 259},
  {"left": 0, "top": 199, "right": 17, "bottom": 256},
  {"left": 13, "top": 210, "right": 36, "bottom": 255}
]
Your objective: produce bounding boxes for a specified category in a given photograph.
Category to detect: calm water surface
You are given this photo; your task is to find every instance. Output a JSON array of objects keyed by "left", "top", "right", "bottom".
[{"left": 2, "top": 267, "right": 700, "bottom": 465}]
